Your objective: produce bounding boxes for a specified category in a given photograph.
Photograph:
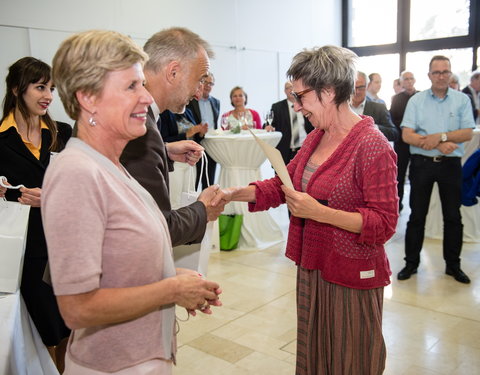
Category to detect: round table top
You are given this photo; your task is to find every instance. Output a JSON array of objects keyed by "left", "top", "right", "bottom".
[{"left": 204, "top": 129, "right": 282, "bottom": 141}]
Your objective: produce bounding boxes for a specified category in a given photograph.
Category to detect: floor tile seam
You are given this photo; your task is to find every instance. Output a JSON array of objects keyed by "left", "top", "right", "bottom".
[
  {"left": 220, "top": 257, "right": 297, "bottom": 278},
  {"left": 385, "top": 299, "right": 480, "bottom": 323},
  {"left": 206, "top": 289, "right": 298, "bottom": 334}
]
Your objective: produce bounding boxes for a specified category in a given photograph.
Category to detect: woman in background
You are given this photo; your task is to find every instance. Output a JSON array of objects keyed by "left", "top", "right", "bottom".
[
  {"left": 221, "top": 86, "right": 262, "bottom": 129},
  {"left": 0, "top": 56, "right": 71, "bottom": 371}
]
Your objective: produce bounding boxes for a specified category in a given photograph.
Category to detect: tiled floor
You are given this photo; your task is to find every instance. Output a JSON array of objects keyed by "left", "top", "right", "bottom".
[{"left": 173, "top": 196, "right": 480, "bottom": 375}]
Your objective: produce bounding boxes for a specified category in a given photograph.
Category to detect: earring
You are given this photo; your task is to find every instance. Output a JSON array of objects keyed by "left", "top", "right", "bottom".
[{"left": 89, "top": 116, "right": 97, "bottom": 126}]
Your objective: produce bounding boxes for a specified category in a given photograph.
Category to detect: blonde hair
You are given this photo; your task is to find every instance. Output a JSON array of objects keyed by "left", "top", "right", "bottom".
[{"left": 52, "top": 30, "right": 148, "bottom": 120}]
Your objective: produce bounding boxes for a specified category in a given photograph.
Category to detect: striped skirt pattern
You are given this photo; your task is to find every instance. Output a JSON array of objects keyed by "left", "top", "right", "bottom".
[{"left": 296, "top": 267, "right": 386, "bottom": 375}]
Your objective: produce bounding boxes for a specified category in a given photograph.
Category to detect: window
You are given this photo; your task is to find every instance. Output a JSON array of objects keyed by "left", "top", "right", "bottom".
[
  {"left": 357, "top": 54, "right": 399, "bottom": 107},
  {"left": 406, "top": 48, "right": 472, "bottom": 91},
  {"left": 343, "top": 0, "right": 479, "bottom": 98},
  {"left": 348, "top": 0, "right": 397, "bottom": 47},
  {"left": 410, "top": 0, "right": 470, "bottom": 41}
]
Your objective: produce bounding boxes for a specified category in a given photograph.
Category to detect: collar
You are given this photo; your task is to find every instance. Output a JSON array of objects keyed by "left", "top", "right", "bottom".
[
  {"left": 428, "top": 87, "right": 450, "bottom": 100},
  {"left": 351, "top": 98, "right": 366, "bottom": 109},
  {"left": 150, "top": 102, "right": 161, "bottom": 122},
  {"left": 0, "top": 111, "right": 49, "bottom": 133}
]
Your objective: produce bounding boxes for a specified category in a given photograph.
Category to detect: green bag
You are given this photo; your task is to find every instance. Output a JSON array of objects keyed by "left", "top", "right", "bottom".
[{"left": 219, "top": 214, "right": 243, "bottom": 251}]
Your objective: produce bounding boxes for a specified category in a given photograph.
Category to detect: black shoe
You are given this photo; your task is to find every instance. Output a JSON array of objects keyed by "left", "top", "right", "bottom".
[
  {"left": 445, "top": 267, "right": 471, "bottom": 284},
  {"left": 397, "top": 265, "right": 417, "bottom": 280}
]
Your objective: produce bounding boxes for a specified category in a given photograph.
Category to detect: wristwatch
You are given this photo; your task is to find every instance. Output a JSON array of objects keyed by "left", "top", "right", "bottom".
[{"left": 440, "top": 132, "right": 448, "bottom": 142}]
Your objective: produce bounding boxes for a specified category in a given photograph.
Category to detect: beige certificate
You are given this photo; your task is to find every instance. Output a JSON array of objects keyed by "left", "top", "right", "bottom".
[{"left": 248, "top": 129, "right": 294, "bottom": 189}]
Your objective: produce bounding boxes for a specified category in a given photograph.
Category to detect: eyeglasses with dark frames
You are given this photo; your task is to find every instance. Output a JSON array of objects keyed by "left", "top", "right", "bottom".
[
  {"left": 430, "top": 70, "right": 451, "bottom": 77},
  {"left": 290, "top": 88, "right": 314, "bottom": 105}
]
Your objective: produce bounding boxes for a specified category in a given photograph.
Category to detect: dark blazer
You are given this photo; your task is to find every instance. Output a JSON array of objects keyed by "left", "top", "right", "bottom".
[
  {"left": 187, "top": 96, "right": 220, "bottom": 128},
  {"left": 364, "top": 101, "right": 399, "bottom": 142},
  {"left": 461, "top": 86, "right": 478, "bottom": 121},
  {"left": 158, "top": 108, "right": 202, "bottom": 143},
  {"left": 269, "top": 99, "right": 314, "bottom": 165},
  {"left": 0, "top": 121, "right": 71, "bottom": 258},
  {"left": 120, "top": 108, "right": 207, "bottom": 246}
]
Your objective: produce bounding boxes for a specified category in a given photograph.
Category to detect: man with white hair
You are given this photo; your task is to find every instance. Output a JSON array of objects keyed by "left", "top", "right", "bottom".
[
  {"left": 351, "top": 71, "right": 398, "bottom": 141},
  {"left": 121, "top": 27, "right": 225, "bottom": 246},
  {"left": 390, "top": 71, "right": 419, "bottom": 211},
  {"left": 462, "top": 70, "right": 480, "bottom": 124}
]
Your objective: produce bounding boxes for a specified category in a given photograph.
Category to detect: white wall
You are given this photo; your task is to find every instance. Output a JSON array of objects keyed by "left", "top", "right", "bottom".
[{"left": 0, "top": 0, "right": 341, "bottom": 124}]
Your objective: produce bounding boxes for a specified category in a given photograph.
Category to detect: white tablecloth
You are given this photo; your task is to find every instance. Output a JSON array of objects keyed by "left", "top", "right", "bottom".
[
  {"left": 202, "top": 130, "right": 284, "bottom": 250},
  {"left": 425, "top": 128, "right": 480, "bottom": 242},
  {"left": 0, "top": 292, "right": 59, "bottom": 375}
]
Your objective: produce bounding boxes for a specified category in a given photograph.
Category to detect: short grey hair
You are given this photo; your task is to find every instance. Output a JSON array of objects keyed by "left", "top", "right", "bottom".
[
  {"left": 144, "top": 27, "right": 214, "bottom": 72},
  {"left": 357, "top": 71, "right": 367, "bottom": 82},
  {"left": 450, "top": 73, "right": 460, "bottom": 84},
  {"left": 400, "top": 70, "right": 414, "bottom": 81},
  {"left": 471, "top": 70, "right": 480, "bottom": 81},
  {"left": 286, "top": 45, "right": 358, "bottom": 107}
]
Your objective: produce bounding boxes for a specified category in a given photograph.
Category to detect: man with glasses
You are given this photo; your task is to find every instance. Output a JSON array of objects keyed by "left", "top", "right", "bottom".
[
  {"left": 265, "top": 81, "right": 313, "bottom": 164},
  {"left": 390, "top": 71, "right": 419, "bottom": 212},
  {"left": 187, "top": 73, "right": 220, "bottom": 188},
  {"left": 398, "top": 55, "right": 475, "bottom": 284},
  {"left": 351, "top": 71, "right": 398, "bottom": 141}
]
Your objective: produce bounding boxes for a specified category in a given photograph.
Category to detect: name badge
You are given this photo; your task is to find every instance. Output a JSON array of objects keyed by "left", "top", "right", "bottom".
[{"left": 360, "top": 270, "right": 375, "bottom": 279}]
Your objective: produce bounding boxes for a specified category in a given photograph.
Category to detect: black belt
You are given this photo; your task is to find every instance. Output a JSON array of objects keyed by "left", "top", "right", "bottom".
[{"left": 412, "top": 154, "right": 460, "bottom": 163}]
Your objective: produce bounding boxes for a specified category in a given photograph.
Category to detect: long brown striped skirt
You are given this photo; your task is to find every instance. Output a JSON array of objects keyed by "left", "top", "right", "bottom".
[{"left": 296, "top": 267, "right": 386, "bottom": 375}]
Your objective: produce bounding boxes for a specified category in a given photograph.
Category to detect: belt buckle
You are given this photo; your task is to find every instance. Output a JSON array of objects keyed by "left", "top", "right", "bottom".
[{"left": 432, "top": 156, "right": 443, "bottom": 162}]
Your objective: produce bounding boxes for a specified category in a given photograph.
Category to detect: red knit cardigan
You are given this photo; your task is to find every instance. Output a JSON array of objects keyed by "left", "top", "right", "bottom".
[{"left": 249, "top": 116, "right": 399, "bottom": 289}]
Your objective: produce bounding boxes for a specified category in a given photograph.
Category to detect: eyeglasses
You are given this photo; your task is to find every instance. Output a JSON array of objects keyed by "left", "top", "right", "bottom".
[
  {"left": 291, "top": 88, "right": 314, "bottom": 105},
  {"left": 204, "top": 82, "right": 215, "bottom": 87},
  {"left": 355, "top": 85, "right": 366, "bottom": 90},
  {"left": 430, "top": 70, "right": 451, "bottom": 77}
]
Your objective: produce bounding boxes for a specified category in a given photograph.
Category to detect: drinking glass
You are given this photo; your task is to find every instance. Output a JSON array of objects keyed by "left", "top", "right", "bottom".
[
  {"left": 221, "top": 113, "right": 230, "bottom": 130},
  {"left": 265, "top": 110, "right": 274, "bottom": 126}
]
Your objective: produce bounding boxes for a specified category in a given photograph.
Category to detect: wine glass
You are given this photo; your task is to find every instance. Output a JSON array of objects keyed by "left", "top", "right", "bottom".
[
  {"left": 265, "top": 110, "right": 274, "bottom": 126},
  {"left": 221, "top": 113, "right": 230, "bottom": 130},
  {"left": 238, "top": 111, "right": 246, "bottom": 127}
]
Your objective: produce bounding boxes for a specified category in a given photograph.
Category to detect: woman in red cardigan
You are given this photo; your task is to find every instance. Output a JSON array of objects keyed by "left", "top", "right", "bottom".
[{"left": 212, "top": 46, "right": 399, "bottom": 375}]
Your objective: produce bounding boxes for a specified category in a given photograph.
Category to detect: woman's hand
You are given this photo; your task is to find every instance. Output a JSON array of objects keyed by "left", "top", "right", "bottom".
[
  {"left": 281, "top": 185, "right": 325, "bottom": 220},
  {"left": 0, "top": 177, "right": 9, "bottom": 198},
  {"left": 173, "top": 270, "right": 222, "bottom": 315},
  {"left": 19, "top": 187, "right": 42, "bottom": 207}
]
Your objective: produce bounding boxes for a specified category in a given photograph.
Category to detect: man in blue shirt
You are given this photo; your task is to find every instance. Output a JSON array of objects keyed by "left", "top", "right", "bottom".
[{"left": 398, "top": 55, "right": 475, "bottom": 284}]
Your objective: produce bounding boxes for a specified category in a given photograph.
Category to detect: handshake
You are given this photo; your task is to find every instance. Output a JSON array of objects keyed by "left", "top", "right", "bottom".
[{"left": 196, "top": 184, "right": 230, "bottom": 222}]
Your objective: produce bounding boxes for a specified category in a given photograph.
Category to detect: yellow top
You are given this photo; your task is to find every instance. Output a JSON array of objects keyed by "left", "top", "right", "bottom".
[{"left": 0, "top": 111, "right": 48, "bottom": 159}]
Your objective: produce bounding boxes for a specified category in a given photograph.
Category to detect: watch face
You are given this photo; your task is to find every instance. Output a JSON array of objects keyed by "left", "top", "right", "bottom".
[{"left": 441, "top": 133, "right": 447, "bottom": 142}]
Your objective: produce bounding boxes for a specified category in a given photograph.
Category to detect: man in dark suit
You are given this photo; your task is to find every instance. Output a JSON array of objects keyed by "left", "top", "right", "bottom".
[
  {"left": 187, "top": 73, "right": 220, "bottom": 188},
  {"left": 461, "top": 70, "right": 480, "bottom": 123},
  {"left": 120, "top": 27, "right": 225, "bottom": 247},
  {"left": 351, "top": 72, "right": 399, "bottom": 142},
  {"left": 390, "top": 71, "right": 419, "bottom": 211},
  {"left": 265, "top": 81, "right": 314, "bottom": 164}
]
